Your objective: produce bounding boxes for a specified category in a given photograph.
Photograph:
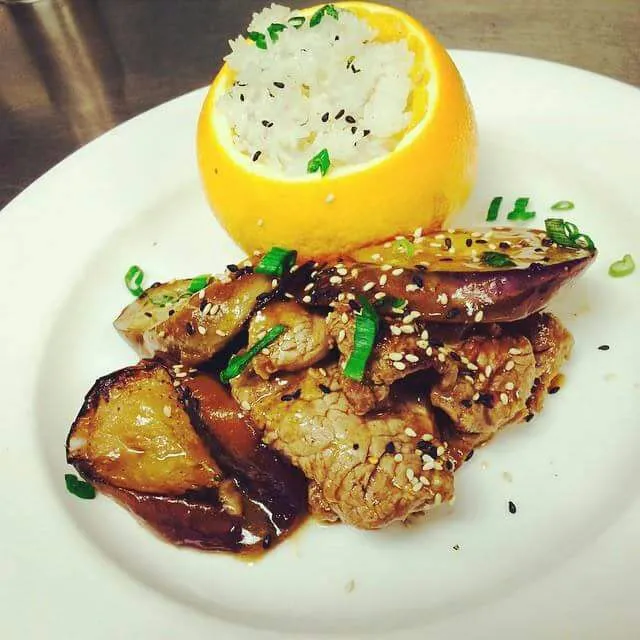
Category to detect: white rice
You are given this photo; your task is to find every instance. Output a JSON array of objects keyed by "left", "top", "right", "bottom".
[{"left": 216, "top": 3, "right": 415, "bottom": 176}]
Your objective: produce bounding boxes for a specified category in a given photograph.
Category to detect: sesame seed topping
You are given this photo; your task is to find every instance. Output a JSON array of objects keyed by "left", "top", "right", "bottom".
[
  {"left": 474, "top": 310, "right": 484, "bottom": 322},
  {"left": 329, "top": 275, "right": 343, "bottom": 285},
  {"left": 405, "top": 284, "right": 419, "bottom": 292},
  {"left": 163, "top": 405, "right": 172, "bottom": 417},
  {"left": 508, "top": 347, "right": 522, "bottom": 355},
  {"left": 467, "top": 362, "right": 478, "bottom": 371},
  {"left": 215, "top": 329, "right": 227, "bottom": 337},
  {"left": 505, "top": 360, "right": 515, "bottom": 371},
  {"left": 381, "top": 264, "right": 392, "bottom": 271},
  {"left": 362, "top": 281, "right": 375, "bottom": 292},
  {"left": 210, "top": 304, "right": 220, "bottom": 315},
  {"left": 406, "top": 468, "right": 415, "bottom": 480},
  {"left": 485, "top": 365, "right": 492, "bottom": 377},
  {"left": 437, "top": 353, "right": 446, "bottom": 363},
  {"left": 436, "top": 445, "right": 445, "bottom": 457},
  {"left": 174, "top": 371, "right": 187, "bottom": 378},
  {"left": 337, "top": 267, "right": 348, "bottom": 276},
  {"left": 405, "top": 354, "right": 419, "bottom": 363},
  {"left": 421, "top": 329, "right": 429, "bottom": 340},
  {"left": 426, "top": 346, "right": 433, "bottom": 356},
  {"left": 325, "top": 193, "right": 335, "bottom": 204},
  {"left": 302, "top": 295, "right": 312, "bottom": 303},
  {"left": 304, "top": 283, "right": 314, "bottom": 292},
  {"left": 437, "top": 293, "right": 448, "bottom": 305},
  {"left": 505, "top": 382, "right": 515, "bottom": 390},
  {"left": 198, "top": 289, "right": 206, "bottom": 300},
  {"left": 500, "top": 393, "right": 509, "bottom": 405},
  {"left": 400, "top": 324, "right": 415, "bottom": 334},
  {"left": 405, "top": 427, "right": 417, "bottom": 437},
  {"left": 379, "top": 274, "right": 388, "bottom": 286},
  {"left": 368, "top": 456, "right": 379, "bottom": 465},
  {"left": 338, "top": 329, "right": 346, "bottom": 343},
  {"left": 392, "top": 268, "right": 404, "bottom": 276},
  {"left": 197, "top": 325, "right": 207, "bottom": 335},
  {"left": 416, "top": 340, "right": 428, "bottom": 349},
  {"left": 434, "top": 493, "right": 443, "bottom": 505},
  {"left": 394, "top": 453, "right": 403, "bottom": 462},
  {"left": 374, "top": 292, "right": 386, "bottom": 300},
  {"left": 413, "top": 227, "right": 423, "bottom": 239},
  {"left": 389, "top": 352, "right": 403, "bottom": 361},
  {"left": 371, "top": 253, "right": 382, "bottom": 261},
  {"left": 393, "top": 361, "right": 407, "bottom": 371},
  {"left": 240, "top": 400, "right": 251, "bottom": 411}
]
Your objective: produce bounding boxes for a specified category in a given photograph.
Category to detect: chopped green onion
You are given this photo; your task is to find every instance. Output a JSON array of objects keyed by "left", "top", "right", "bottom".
[
  {"left": 486, "top": 196, "right": 503, "bottom": 222},
  {"left": 551, "top": 200, "right": 575, "bottom": 211},
  {"left": 124, "top": 265, "right": 144, "bottom": 297},
  {"left": 343, "top": 297, "right": 379, "bottom": 381},
  {"left": 247, "top": 31, "right": 267, "bottom": 49},
  {"left": 507, "top": 197, "right": 536, "bottom": 221},
  {"left": 391, "top": 297, "right": 407, "bottom": 308},
  {"left": 65, "top": 474, "right": 96, "bottom": 500},
  {"left": 288, "top": 16, "right": 305, "bottom": 28},
  {"left": 267, "top": 22, "right": 286, "bottom": 42},
  {"left": 609, "top": 254, "right": 635, "bottom": 278},
  {"left": 544, "top": 218, "right": 596, "bottom": 250},
  {"left": 393, "top": 238, "right": 415, "bottom": 257},
  {"left": 255, "top": 247, "right": 297, "bottom": 277},
  {"left": 373, "top": 296, "right": 407, "bottom": 309},
  {"left": 307, "top": 148, "right": 331, "bottom": 176},
  {"left": 482, "top": 251, "right": 516, "bottom": 268},
  {"left": 187, "top": 274, "right": 211, "bottom": 294},
  {"left": 310, "top": 4, "right": 339, "bottom": 27},
  {"left": 220, "top": 324, "right": 286, "bottom": 383}
]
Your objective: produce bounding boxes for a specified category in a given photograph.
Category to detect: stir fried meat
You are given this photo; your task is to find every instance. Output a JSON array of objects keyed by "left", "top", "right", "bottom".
[
  {"left": 248, "top": 301, "right": 333, "bottom": 379},
  {"left": 230, "top": 363, "right": 455, "bottom": 529}
]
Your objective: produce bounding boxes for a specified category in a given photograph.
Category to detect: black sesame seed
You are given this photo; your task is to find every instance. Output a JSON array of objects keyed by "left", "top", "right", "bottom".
[
  {"left": 353, "top": 443, "right": 359, "bottom": 450},
  {"left": 319, "top": 383, "right": 331, "bottom": 394},
  {"left": 477, "top": 392, "right": 494, "bottom": 408},
  {"left": 464, "top": 449, "right": 474, "bottom": 461},
  {"left": 598, "top": 344, "right": 610, "bottom": 351},
  {"left": 351, "top": 65, "right": 361, "bottom": 74},
  {"left": 444, "top": 460, "right": 454, "bottom": 471},
  {"left": 273, "top": 81, "right": 285, "bottom": 89},
  {"left": 449, "top": 351, "right": 461, "bottom": 362},
  {"left": 348, "top": 299, "right": 362, "bottom": 312},
  {"left": 440, "top": 257, "right": 454, "bottom": 262},
  {"left": 185, "top": 322, "right": 195, "bottom": 335},
  {"left": 508, "top": 500, "right": 517, "bottom": 514},
  {"left": 417, "top": 441, "right": 438, "bottom": 458},
  {"left": 529, "top": 262, "right": 545, "bottom": 273},
  {"left": 385, "top": 441, "right": 396, "bottom": 454},
  {"left": 541, "top": 237, "right": 553, "bottom": 247},
  {"left": 261, "top": 120, "right": 273, "bottom": 128},
  {"left": 363, "top": 129, "right": 371, "bottom": 137},
  {"left": 534, "top": 247, "right": 544, "bottom": 253},
  {"left": 499, "top": 241, "right": 511, "bottom": 249},
  {"left": 144, "top": 311, "right": 153, "bottom": 318},
  {"left": 548, "top": 386, "right": 560, "bottom": 394},
  {"left": 525, "top": 413, "right": 534, "bottom": 422},
  {"left": 262, "top": 533, "right": 273, "bottom": 549},
  {"left": 252, "top": 150, "right": 262, "bottom": 162},
  {"left": 168, "top": 309, "right": 175, "bottom": 316},
  {"left": 430, "top": 339, "right": 444, "bottom": 348},
  {"left": 444, "top": 237, "right": 452, "bottom": 250},
  {"left": 227, "top": 263, "right": 239, "bottom": 273},
  {"left": 240, "top": 94, "right": 245, "bottom": 102},
  {"left": 412, "top": 274, "right": 424, "bottom": 288},
  {"left": 351, "top": 126, "right": 357, "bottom": 134},
  {"left": 415, "top": 264, "right": 428, "bottom": 272},
  {"left": 453, "top": 544, "right": 460, "bottom": 551},
  {"left": 321, "top": 112, "right": 329, "bottom": 122},
  {"left": 345, "top": 115, "right": 356, "bottom": 124},
  {"left": 445, "top": 308, "right": 460, "bottom": 319},
  {"left": 460, "top": 399, "right": 473, "bottom": 408},
  {"left": 199, "top": 299, "right": 209, "bottom": 311},
  {"left": 334, "top": 35, "right": 340, "bottom": 41},
  {"left": 335, "top": 109, "right": 345, "bottom": 120},
  {"left": 465, "top": 238, "right": 473, "bottom": 247},
  {"left": 475, "top": 238, "right": 488, "bottom": 244}
]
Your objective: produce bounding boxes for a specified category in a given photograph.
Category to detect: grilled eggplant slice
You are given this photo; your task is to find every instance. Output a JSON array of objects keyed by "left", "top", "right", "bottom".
[
  {"left": 285, "top": 228, "right": 596, "bottom": 323},
  {"left": 66, "top": 360, "right": 302, "bottom": 552},
  {"left": 114, "top": 273, "right": 272, "bottom": 366}
]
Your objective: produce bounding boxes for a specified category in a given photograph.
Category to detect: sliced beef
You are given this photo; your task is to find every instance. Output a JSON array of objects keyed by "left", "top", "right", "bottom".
[
  {"left": 248, "top": 301, "right": 333, "bottom": 379},
  {"left": 230, "top": 363, "right": 454, "bottom": 529}
]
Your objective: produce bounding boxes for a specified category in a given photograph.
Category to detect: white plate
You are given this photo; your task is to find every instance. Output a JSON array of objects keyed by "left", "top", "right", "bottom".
[{"left": 1, "top": 51, "right": 639, "bottom": 639}]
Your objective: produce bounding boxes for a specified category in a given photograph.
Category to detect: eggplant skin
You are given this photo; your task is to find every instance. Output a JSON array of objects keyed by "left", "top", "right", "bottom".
[
  {"left": 113, "top": 273, "right": 272, "bottom": 366},
  {"left": 285, "top": 228, "right": 597, "bottom": 323}
]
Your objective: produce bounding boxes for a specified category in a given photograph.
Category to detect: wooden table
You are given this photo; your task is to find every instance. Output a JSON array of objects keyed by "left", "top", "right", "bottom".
[{"left": 1, "top": 0, "right": 638, "bottom": 209}]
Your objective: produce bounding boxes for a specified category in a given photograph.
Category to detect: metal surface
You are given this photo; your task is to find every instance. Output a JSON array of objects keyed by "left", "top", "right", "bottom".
[{"left": 1, "top": 0, "right": 639, "bottom": 209}]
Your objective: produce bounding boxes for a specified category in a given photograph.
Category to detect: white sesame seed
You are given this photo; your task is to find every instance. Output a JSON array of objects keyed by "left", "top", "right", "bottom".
[
  {"left": 371, "top": 253, "right": 382, "bottom": 261},
  {"left": 416, "top": 340, "right": 428, "bottom": 349},
  {"left": 474, "top": 310, "right": 484, "bottom": 322},
  {"left": 436, "top": 446, "right": 445, "bottom": 457},
  {"left": 406, "top": 468, "right": 415, "bottom": 480},
  {"left": 341, "top": 312, "right": 348, "bottom": 323},
  {"left": 381, "top": 264, "right": 392, "bottom": 271},
  {"left": 350, "top": 268, "right": 359, "bottom": 278},
  {"left": 379, "top": 274, "right": 388, "bottom": 286},
  {"left": 390, "top": 325, "right": 402, "bottom": 336},
  {"left": 508, "top": 347, "right": 522, "bottom": 355},
  {"left": 215, "top": 329, "right": 227, "bottom": 337},
  {"left": 464, "top": 375, "right": 474, "bottom": 384},
  {"left": 198, "top": 289, "right": 206, "bottom": 300},
  {"left": 389, "top": 352, "right": 403, "bottom": 361},
  {"left": 437, "top": 353, "right": 446, "bottom": 363},
  {"left": 338, "top": 329, "right": 346, "bottom": 343},
  {"left": 412, "top": 483, "right": 422, "bottom": 492},
  {"left": 337, "top": 268, "right": 348, "bottom": 276},
  {"left": 505, "top": 360, "right": 515, "bottom": 371},
  {"left": 471, "top": 231, "right": 482, "bottom": 237},
  {"left": 437, "top": 292, "right": 448, "bottom": 305},
  {"left": 337, "top": 293, "right": 345, "bottom": 301},
  {"left": 304, "top": 282, "right": 314, "bottom": 291},
  {"left": 257, "top": 218, "right": 264, "bottom": 226},
  {"left": 478, "top": 373, "right": 486, "bottom": 383},
  {"left": 290, "top": 264, "right": 299, "bottom": 272},
  {"left": 421, "top": 433, "right": 433, "bottom": 441},
  {"left": 485, "top": 365, "right": 492, "bottom": 377},
  {"left": 240, "top": 400, "right": 251, "bottom": 411},
  {"left": 325, "top": 193, "right": 335, "bottom": 203},
  {"left": 383, "top": 241, "right": 392, "bottom": 248},
  {"left": 394, "top": 453, "right": 403, "bottom": 462},
  {"left": 500, "top": 393, "right": 509, "bottom": 405},
  {"left": 319, "top": 367, "right": 327, "bottom": 377},
  {"left": 163, "top": 405, "right": 172, "bottom": 417},
  {"left": 284, "top": 292, "right": 294, "bottom": 299},
  {"left": 505, "top": 381, "right": 515, "bottom": 390},
  {"left": 400, "top": 325, "right": 415, "bottom": 334},
  {"left": 210, "top": 304, "right": 220, "bottom": 315},
  {"left": 405, "top": 354, "right": 419, "bottom": 363},
  {"left": 434, "top": 493, "right": 443, "bottom": 505},
  {"left": 174, "top": 371, "right": 187, "bottom": 378},
  {"left": 435, "top": 234, "right": 445, "bottom": 240},
  {"left": 261, "top": 348, "right": 270, "bottom": 355},
  {"left": 202, "top": 302, "right": 212, "bottom": 315},
  {"left": 467, "top": 362, "right": 478, "bottom": 371},
  {"left": 413, "top": 227, "right": 423, "bottom": 239},
  {"left": 405, "top": 284, "right": 419, "bottom": 292},
  {"left": 419, "top": 475, "right": 430, "bottom": 485},
  {"left": 421, "top": 329, "right": 429, "bottom": 341},
  {"left": 393, "top": 361, "right": 407, "bottom": 371},
  {"left": 329, "top": 275, "right": 342, "bottom": 285},
  {"left": 422, "top": 459, "right": 435, "bottom": 471},
  {"left": 472, "top": 392, "right": 480, "bottom": 401},
  {"left": 173, "top": 380, "right": 181, "bottom": 387},
  {"left": 362, "top": 281, "right": 375, "bottom": 292},
  {"left": 392, "top": 268, "right": 404, "bottom": 276},
  {"left": 374, "top": 291, "right": 386, "bottom": 300},
  {"left": 302, "top": 295, "right": 312, "bottom": 303},
  {"left": 197, "top": 326, "right": 207, "bottom": 335},
  {"left": 272, "top": 278, "right": 279, "bottom": 288},
  {"left": 405, "top": 427, "right": 417, "bottom": 437},
  {"left": 426, "top": 347, "right": 433, "bottom": 356}
]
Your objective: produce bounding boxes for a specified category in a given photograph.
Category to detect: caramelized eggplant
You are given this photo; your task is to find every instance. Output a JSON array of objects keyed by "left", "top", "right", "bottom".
[
  {"left": 66, "top": 361, "right": 305, "bottom": 553},
  {"left": 285, "top": 228, "right": 596, "bottom": 323},
  {"left": 114, "top": 273, "right": 272, "bottom": 366}
]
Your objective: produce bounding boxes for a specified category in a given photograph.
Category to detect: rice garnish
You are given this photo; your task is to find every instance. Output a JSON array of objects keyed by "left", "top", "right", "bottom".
[{"left": 217, "top": 3, "right": 415, "bottom": 176}]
